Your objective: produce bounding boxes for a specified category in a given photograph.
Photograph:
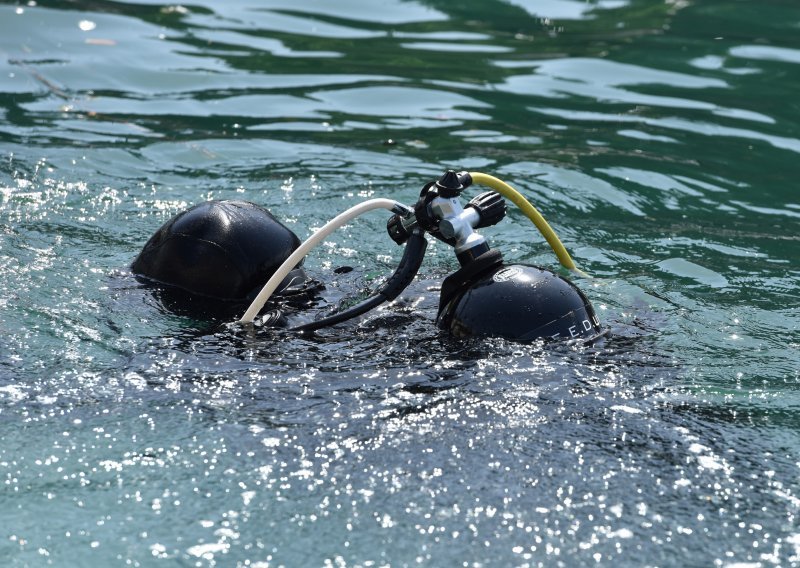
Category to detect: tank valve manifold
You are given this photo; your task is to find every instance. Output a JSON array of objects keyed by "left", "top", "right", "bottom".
[{"left": 387, "top": 171, "right": 507, "bottom": 265}]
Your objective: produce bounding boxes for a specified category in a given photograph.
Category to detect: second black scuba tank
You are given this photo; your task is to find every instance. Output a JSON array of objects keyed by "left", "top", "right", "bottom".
[{"left": 436, "top": 253, "right": 603, "bottom": 342}]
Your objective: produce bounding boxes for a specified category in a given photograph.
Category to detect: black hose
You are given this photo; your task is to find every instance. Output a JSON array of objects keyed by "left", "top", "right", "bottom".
[{"left": 291, "top": 230, "right": 427, "bottom": 333}]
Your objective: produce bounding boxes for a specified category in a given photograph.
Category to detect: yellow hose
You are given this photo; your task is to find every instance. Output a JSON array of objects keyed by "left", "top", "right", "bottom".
[{"left": 469, "top": 172, "right": 585, "bottom": 275}]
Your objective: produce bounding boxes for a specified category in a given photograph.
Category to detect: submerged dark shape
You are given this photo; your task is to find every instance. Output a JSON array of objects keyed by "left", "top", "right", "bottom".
[
  {"left": 132, "top": 200, "right": 309, "bottom": 303},
  {"left": 437, "top": 255, "right": 603, "bottom": 342}
]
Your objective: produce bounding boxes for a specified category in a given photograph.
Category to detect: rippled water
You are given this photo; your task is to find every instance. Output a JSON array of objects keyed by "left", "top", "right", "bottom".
[{"left": 1, "top": 0, "right": 798, "bottom": 566}]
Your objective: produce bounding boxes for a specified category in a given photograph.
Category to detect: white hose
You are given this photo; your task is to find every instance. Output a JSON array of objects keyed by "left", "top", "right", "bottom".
[{"left": 238, "top": 198, "right": 403, "bottom": 324}]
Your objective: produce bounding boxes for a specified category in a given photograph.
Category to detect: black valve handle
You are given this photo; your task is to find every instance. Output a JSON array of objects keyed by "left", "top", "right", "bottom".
[{"left": 467, "top": 191, "right": 506, "bottom": 228}]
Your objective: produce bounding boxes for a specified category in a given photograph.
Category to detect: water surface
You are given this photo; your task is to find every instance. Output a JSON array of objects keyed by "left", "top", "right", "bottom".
[{"left": 1, "top": 0, "right": 798, "bottom": 566}]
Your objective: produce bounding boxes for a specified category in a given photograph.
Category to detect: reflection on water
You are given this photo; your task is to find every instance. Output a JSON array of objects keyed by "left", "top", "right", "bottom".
[{"left": 1, "top": 0, "right": 799, "bottom": 565}]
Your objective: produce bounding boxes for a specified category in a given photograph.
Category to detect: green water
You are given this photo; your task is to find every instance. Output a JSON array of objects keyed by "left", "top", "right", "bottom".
[{"left": 1, "top": 0, "right": 798, "bottom": 566}]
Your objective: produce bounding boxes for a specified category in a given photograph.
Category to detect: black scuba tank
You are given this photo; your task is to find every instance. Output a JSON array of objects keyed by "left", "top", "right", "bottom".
[
  {"left": 437, "top": 257, "right": 603, "bottom": 342},
  {"left": 132, "top": 200, "right": 306, "bottom": 302}
]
